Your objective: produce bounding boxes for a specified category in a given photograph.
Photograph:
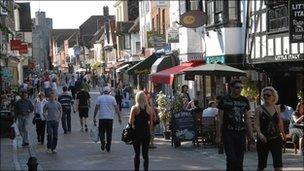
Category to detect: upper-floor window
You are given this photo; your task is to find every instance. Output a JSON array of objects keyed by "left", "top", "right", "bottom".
[
  {"left": 205, "top": 0, "right": 240, "bottom": 27},
  {"left": 180, "top": 0, "right": 203, "bottom": 16},
  {"left": 267, "top": 4, "right": 288, "bottom": 33}
]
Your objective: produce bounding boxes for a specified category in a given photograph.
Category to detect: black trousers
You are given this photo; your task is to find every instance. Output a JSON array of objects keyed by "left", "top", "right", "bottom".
[
  {"left": 61, "top": 109, "right": 71, "bottom": 132},
  {"left": 223, "top": 130, "right": 246, "bottom": 171},
  {"left": 133, "top": 133, "right": 150, "bottom": 171},
  {"left": 257, "top": 137, "right": 282, "bottom": 169},
  {"left": 70, "top": 86, "right": 76, "bottom": 99},
  {"left": 36, "top": 120, "right": 46, "bottom": 144},
  {"left": 98, "top": 119, "right": 113, "bottom": 150}
]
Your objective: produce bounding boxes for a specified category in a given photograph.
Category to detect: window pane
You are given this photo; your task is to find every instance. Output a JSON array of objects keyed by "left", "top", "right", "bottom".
[
  {"left": 229, "top": 8, "right": 237, "bottom": 20},
  {"left": 262, "top": 13, "right": 266, "bottom": 31},
  {"left": 262, "top": 35, "right": 266, "bottom": 57},
  {"left": 268, "top": 39, "right": 274, "bottom": 56},
  {"left": 255, "top": 37, "right": 260, "bottom": 58},
  {"left": 190, "top": 0, "right": 198, "bottom": 10},
  {"left": 207, "top": 1, "right": 214, "bottom": 24},
  {"left": 283, "top": 36, "right": 289, "bottom": 55},
  {"left": 275, "top": 37, "right": 281, "bottom": 55},
  {"left": 215, "top": 1, "right": 223, "bottom": 13}
]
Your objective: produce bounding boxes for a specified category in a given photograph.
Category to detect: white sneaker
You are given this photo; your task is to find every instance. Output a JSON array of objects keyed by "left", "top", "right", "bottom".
[
  {"left": 52, "top": 149, "right": 57, "bottom": 154},
  {"left": 46, "top": 149, "right": 52, "bottom": 154}
]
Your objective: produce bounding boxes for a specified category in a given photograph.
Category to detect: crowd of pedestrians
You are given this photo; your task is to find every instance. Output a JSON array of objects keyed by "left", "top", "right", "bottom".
[{"left": 2, "top": 70, "right": 303, "bottom": 171}]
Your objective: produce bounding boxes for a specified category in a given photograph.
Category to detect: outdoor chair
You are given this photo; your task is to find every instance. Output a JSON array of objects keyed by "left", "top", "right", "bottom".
[{"left": 201, "top": 116, "right": 216, "bottom": 147}]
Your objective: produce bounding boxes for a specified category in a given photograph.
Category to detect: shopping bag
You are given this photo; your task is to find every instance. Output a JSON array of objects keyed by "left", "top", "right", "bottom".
[{"left": 89, "top": 123, "right": 99, "bottom": 143}]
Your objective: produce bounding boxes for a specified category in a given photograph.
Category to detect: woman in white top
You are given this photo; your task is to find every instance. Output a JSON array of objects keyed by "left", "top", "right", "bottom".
[{"left": 34, "top": 92, "right": 48, "bottom": 144}]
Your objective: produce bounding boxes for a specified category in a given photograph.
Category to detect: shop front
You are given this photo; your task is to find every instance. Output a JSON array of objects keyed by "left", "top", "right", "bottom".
[
  {"left": 252, "top": 56, "right": 304, "bottom": 109},
  {"left": 126, "top": 53, "right": 159, "bottom": 90}
]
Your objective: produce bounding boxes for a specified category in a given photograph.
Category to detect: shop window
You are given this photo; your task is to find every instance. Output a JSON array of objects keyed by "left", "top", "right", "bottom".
[
  {"left": 136, "top": 42, "right": 141, "bottom": 52},
  {"left": 267, "top": 5, "right": 289, "bottom": 33}
]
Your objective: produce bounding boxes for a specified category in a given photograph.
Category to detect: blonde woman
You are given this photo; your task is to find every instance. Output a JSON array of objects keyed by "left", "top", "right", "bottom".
[
  {"left": 129, "top": 91, "right": 154, "bottom": 171},
  {"left": 254, "top": 86, "right": 286, "bottom": 171}
]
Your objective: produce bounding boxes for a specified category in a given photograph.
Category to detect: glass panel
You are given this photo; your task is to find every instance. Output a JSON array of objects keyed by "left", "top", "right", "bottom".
[
  {"left": 268, "top": 39, "right": 274, "bottom": 56},
  {"left": 255, "top": 36, "right": 260, "bottom": 58},
  {"left": 283, "top": 36, "right": 289, "bottom": 55},
  {"left": 275, "top": 37, "right": 281, "bottom": 55},
  {"left": 229, "top": 8, "right": 237, "bottom": 21},
  {"left": 300, "top": 43, "right": 304, "bottom": 53},
  {"left": 262, "top": 13, "right": 266, "bottom": 31},
  {"left": 215, "top": 1, "right": 223, "bottom": 13},
  {"left": 207, "top": 1, "right": 214, "bottom": 25},
  {"left": 262, "top": 36, "right": 266, "bottom": 57},
  {"left": 291, "top": 43, "right": 298, "bottom": 54}
]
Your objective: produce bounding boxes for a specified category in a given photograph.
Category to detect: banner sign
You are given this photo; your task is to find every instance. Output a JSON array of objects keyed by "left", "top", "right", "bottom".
[
  {"left": 10, "top": 40, "right": 21, "bottom": 50},
  {"left": 19, "top": 44, "right": 28, "bottom": 54},
  {"left": 290, "top": 0, "right": 304, "bottom": 43}
]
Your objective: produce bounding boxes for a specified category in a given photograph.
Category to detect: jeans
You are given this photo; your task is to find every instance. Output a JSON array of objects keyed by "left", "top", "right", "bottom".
[
  {"left": 47, "top": 120, "right": 59, "bottom": 150},
  {"left": 223, "top": 130, "right": 246, "bottom": 171},
  {"left": 17, "top": 115, "right": 29, "bottom": 144},
  {"left": 257, "top": 137, "right": 283, "bottom": 169},
  {"left": 36, "top": 120, "right": 46, "bottom": 144},
  {"left": 61, "top": 109, "right": 71, "bottom": 132},
  {"left": 98, "top": 119, "right": 113, "bottom": 150}
]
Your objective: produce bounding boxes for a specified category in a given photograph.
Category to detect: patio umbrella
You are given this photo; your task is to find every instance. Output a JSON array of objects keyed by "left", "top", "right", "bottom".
[{"left": 183, "top": 63, "right": 247, "bottom": 76}]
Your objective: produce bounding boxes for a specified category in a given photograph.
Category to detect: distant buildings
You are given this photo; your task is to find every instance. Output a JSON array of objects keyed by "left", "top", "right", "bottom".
[{"left": 32, "top": 11, "right": 53, "bottom": 71}]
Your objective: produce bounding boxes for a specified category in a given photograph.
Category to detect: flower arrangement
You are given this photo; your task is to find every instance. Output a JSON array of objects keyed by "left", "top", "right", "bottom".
[{"left": 172, "top": 92, "right": 185, "bottom": 113}]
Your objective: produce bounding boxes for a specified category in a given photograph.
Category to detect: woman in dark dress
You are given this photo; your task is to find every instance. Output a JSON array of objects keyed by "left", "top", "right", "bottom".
[
  {"left": 129, "top": 91, "right": 153, "bottom": 171},
  {"left": 254, "top": 86, "right": 286, "bottom": 171}
]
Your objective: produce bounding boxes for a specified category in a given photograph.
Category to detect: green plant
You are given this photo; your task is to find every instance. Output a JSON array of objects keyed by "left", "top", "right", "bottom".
[
  {"left": 241, "top": 78, "right": 258, "bottom": 101},
  {"left": 156, "top": 91, "right": 171, "bottom": 126}
]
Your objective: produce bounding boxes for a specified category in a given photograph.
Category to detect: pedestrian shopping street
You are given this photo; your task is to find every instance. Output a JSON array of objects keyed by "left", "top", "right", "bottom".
[{"left": 1, "top": 88, "right": 302, "bottom": 170}]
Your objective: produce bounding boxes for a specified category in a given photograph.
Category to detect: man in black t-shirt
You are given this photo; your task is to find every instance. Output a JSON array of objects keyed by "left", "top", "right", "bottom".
[
  {"left": 216, "top": 79, "right": 254, "bottom": 171},
  {"left": 76, "top": 88, "right": 91, "bottom": 132}
]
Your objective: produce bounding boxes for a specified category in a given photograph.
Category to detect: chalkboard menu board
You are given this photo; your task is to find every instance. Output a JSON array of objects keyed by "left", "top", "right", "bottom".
[
  {"left": 172, "top": 110, "right": 196, "bottom": 141},
  {"left": 290, "top": 0, "right": 304, "bottom": 43}
]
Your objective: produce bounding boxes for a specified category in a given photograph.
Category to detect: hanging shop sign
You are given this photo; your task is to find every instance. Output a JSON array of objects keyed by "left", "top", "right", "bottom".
[
  {"left": 10, "top": 39, "right": 21, "bottom": 50},
  {"left": 166, "top": 27, "right": 179, "bottom": 43},
  {"left": 180, "top": 10, "right": 207, "bottom": 28},
  {"left": 147, "top": 31, "right": 166, "bottom": 48},
  {"left": 289, "top": 0, "right": 304, "bottom": 43},
  {"left": 18, "top": 44, "right": 28, "bottom": 54}
]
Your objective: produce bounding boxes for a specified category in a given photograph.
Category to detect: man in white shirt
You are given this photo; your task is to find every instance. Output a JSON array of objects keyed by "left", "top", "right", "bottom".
[
  {"left": 202, "top": 101, "right": 219, "bottom": 117},
  {"left": 93, "top": 86, "right": 122, "bottom": 152}
]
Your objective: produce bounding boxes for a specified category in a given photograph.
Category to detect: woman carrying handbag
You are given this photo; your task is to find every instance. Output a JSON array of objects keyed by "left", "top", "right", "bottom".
[
  {"left": 129, "top": 91, "right": 154, "bottom": 171},
  {"left": 34, "top": 92, "right": 47, "bottom": 144}
]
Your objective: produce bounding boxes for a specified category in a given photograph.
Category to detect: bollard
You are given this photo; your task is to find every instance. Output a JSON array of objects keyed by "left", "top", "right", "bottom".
[{"left": 27, "top": 157, "right": 38, "bottom": 171}]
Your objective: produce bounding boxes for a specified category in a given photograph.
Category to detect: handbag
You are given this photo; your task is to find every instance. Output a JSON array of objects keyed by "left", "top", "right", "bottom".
[
  {"left": 32, "top": 113, "right": 41, "bottom": 125},
  {"left": 121, "top": 123, "right": 134, "bottom": 145},
  {"left": 89, "top": 123, "right": 99, "bottom": 143}
]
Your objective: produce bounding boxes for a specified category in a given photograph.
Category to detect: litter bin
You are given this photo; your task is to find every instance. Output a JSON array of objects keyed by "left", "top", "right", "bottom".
[{"left": 0, "top": 110, "right": 14, "bottom": 138}]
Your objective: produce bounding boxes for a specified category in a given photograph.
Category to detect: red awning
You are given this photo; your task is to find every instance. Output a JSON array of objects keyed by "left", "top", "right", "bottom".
[{"left": 150, "top": 62, "right": 202, "bottom": 85}]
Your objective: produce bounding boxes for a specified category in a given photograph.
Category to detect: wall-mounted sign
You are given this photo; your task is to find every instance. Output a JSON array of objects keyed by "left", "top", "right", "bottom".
[
  {"left": 155, "top": 1, "right": 169, "bottom": 9},
  {"left": 147, "top": 31, "right": 166, "bottom": 48},
  {"left": 180, "top": 53, "right": 203, "bottom": 62},
  {"left": 290, "top": 0, "right": 304, "bottom": 43},
  {"left": 180, "top": 10, "right": 207, "bottom": 28},
  {"left": 263, "top": 54, "right": 304, "bottom": 62},
  {"left": 206, "top": 55, "right": 225, "bottom": 64},
  {"left": 10, "top": 40, "right": 22, "bottom": 50},
  {"left": 166, "top": 28, "right": 179, "bottom": 43},
  {"left": 19, "top": 44, "right": 28, "bottom": 54}
]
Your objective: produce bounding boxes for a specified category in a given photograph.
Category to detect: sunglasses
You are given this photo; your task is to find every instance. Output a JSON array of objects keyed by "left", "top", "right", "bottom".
[
  {"left": 234, "top": 86, "right": 243, "bottom": 89},
  {"left": 263, "top": 94, "right": 272, "bottom": 97}
]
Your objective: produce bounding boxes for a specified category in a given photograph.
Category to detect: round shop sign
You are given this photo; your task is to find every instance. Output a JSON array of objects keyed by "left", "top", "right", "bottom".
[{"left": 180, "top": 10, "right": 207, "bottom": 28}]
